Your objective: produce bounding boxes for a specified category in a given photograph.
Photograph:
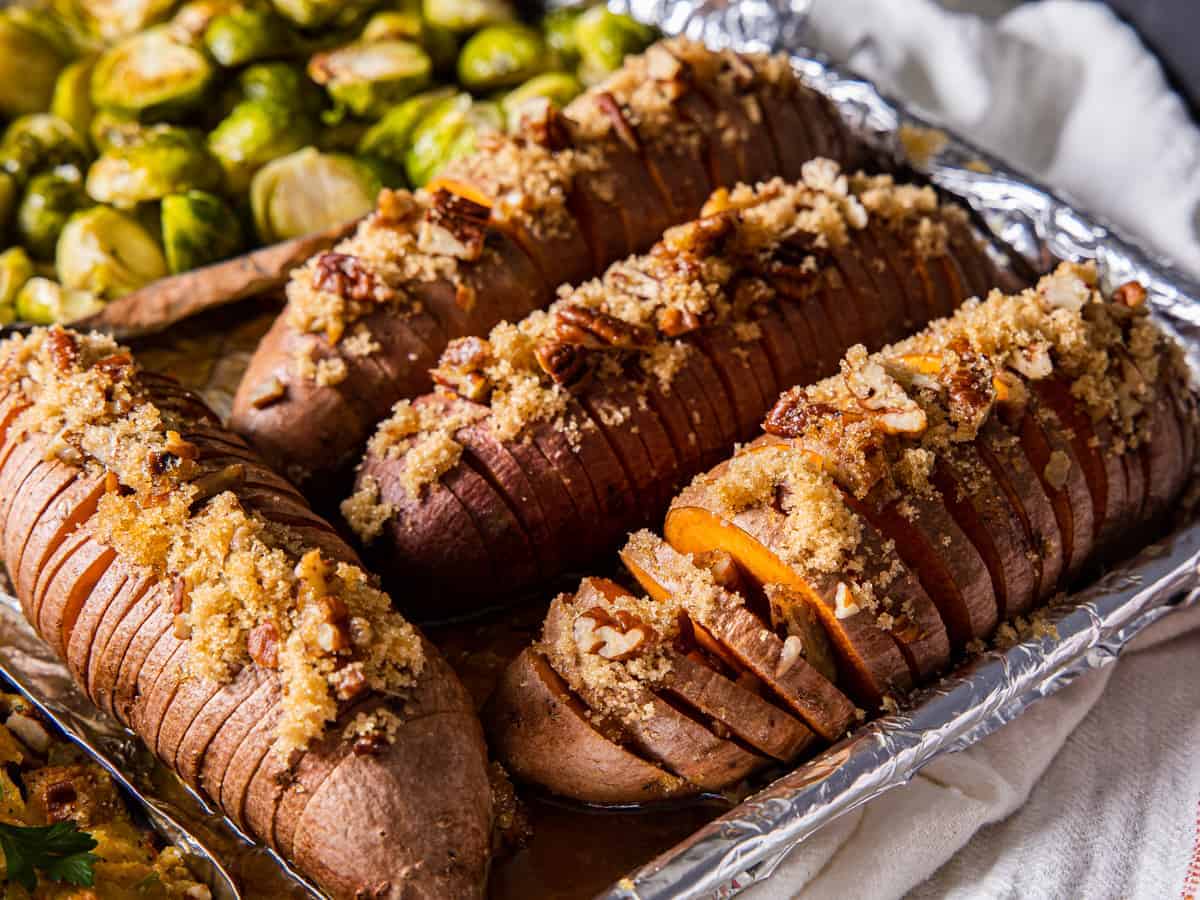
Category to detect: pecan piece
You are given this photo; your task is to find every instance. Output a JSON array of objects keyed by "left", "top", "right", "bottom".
[
  {"left": 314, "top": 252, "right": 384, "bottom": 305},
  {"left": 46, "top": 328, "right": 79, "bottom": 372},
  {"left": 555, "top": 304, "right": 653, "bottom": 350},
  {"left": 656, "top": 306, "right": 703, "bottom": 338},
  {"left": 572, "top": 606, "right": 656, "bottom": 660},
  {"left": 593, "top": 92, "right": 640, "bottom": 152},
  {"left": 534, "top": 340, "right": 589, "bottom": 388},
  {"left": 418, "top": 189, "right": 491, "bottom": 261},
  {"left": 187, "top": 462, "right": 246, "bottom": 508},
  {"left": 432, "top": 335, "right": 493, "bottom": 401},
  {"left": 660, "top": 213, "right": 733, "bottom": 258},
  {"left": 93, "top": 352, "right": 133, "bottom": 382},
  {"left": 249, "top": 375, "right": 286, "bottom": 409},
  {"left": 763, "top": 388, "right": 845, "bottom": 438},
  {"left": 247, "top": 621, "right": 280, "bottom": 669},
  {"left": 515, "top": 97, "right": 571, "bottom": 151},
  {"left": 1112, "top": 280, "right": 1147, "bottom": 308}
]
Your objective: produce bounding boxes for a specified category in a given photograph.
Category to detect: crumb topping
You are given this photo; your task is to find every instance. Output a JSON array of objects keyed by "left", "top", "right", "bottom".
[{"left": 0, "top": 328, "right": 424, "bottom": 755}]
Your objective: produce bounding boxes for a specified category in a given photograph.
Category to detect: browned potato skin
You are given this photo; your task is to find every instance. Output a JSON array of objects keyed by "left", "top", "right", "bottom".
[
  {"left": 0, "top": 380, "right": 492, "bottom": 900},
  {"left": 230, "top": 41, "right": 866, "bottom": 491}
]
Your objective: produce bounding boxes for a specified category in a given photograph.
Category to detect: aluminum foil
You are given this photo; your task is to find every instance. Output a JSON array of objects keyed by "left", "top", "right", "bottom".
[{"left": 2, "top": 2, "right": 1200, "bottom": 899}]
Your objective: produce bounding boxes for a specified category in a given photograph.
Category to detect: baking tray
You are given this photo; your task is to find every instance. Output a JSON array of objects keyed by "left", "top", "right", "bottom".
[{"left": 4, "top": 0, "right": 1200, "bottom": 897}]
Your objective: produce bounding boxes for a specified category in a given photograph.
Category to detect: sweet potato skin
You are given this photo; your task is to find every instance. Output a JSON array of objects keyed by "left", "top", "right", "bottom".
[{"left": 0, "top": 374, "right": 493, "bottom": 900}]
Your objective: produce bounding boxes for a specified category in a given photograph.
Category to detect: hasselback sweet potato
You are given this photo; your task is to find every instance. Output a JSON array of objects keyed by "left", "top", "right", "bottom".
[
  {"left": 344, "top": 165, "right": 1009, "bottom": 618},
  {"left": 230, "top": 38, "right": 868, "bottom": 489},
  {"left": 0, "top": 328, "right": 492, "bottom": 899},
  {"left": 486, "top": 263, "right": 1197, "bottom": 803}
]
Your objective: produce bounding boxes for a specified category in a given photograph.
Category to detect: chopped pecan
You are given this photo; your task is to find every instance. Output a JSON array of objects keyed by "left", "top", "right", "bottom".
[
  {"left": 171, "top": 576, "right": 188, "bottom": 615},
  {"left": 763, "top": 388, "right": 846, "bottom": 438},
  {"left": 46, "top": 328, "right": 79, "bottom": 372},
  {"left": 188, "top": 463, "right": 246, "bottom": 507},
  {"left": 249, "top": 376, "right": 286, "bottom": 409},
  {"left": 572, "top": 606, "right": 656, "bottom": 660},
  {"left": 432, "top": 336, "right": 493, "bottom": 401},
  {"left": 333, "top": 663, "right": 369, "bottom": 702},
  {"left": 353, "top": 731, "right": 387, "bottom": 756},
  {"left": 942, "top": 344, "right": 996, "bottom": 434},
  {"left": 847, "top": 358, "right": 927, "bottom": 435},
  {"left": 660, "top": 214, "right": 733, "bottom": 258},
  {"left": 657, "top": 306, "right": 704, "bottom": 338},
  {"left": 516, "top": 98, "right": 571, "bottom": 151},
  {"left": 555, "top": 304, "right": 653, "bottom": 350},
  {"left": 317, "top": 622, "right": 350, "bottom": 655},
  {"left": 377, "top": 188, "right": 421, "bottom": 226},
  {"left": 593, "top": 92, "right": 640, "bottom": 152},
  {"left": 164, "top": 430, "right": 199, "bottom": 460},
  {"left": 418, "top": 189, "right": 491, "bottom": 261},
  {"left": 1112, "top": 280, "right": 1147, "bottom": 308},
  {"left": 93, "top": 352, "right": 133, "bottom": 382},
  {"left": 247, "top": 621, "right": 280, "bottom": 669},
  {"left": 534, "top": 340, "right": 589, "bottom": 388},
  {"left": 314, "top": 253, "right": 386, "bottom": 305}
]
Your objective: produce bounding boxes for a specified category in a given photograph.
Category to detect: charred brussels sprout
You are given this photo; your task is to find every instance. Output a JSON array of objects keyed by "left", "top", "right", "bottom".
[
  {"left": 86, "top": 127, "right": 222, "bottom": 208},
  {"left": 56, "top": 206, "right": 166, "bottom": 299},
  {"left": 357, "top": 85, "right": 453, "bottom": 168},
  {"left": 51, "top": 57, "right": 98, "bottom": 142},
  {"left": 269, "top": 0, "right": 368, "bottom": 30},
  {"left": 501, "top": 71, "right": 581, "bottom": 130},
  {"left": 403, "top": 92, "right": 500, "bottom": 187},
  {"left": 309, "top": 40, "right": 432, "bottom": 119},
  {"left": 0, "top": 115, "right": 91, "bottom": 183},
  {"left": 540, "top": 7, "right": 580, "bottom": 67},
  {"left": 15, "top": 277, "right": 105, "bottom": 324},
  {"left": 250, "top": 147, "right": 378, "bottom": 242},
  {"left": 239, "top": 62, "right": 324, "bottom": 114},
  {"left": 575, "top": 7, "right": 654, "bottom": 82},
  {"left": 66, "top": 0, "right": 177, "bottom": 43},
  {"left": 0, "top": 13, "right": 67, "bottom": 117},
  {"left": 17, "top": 172, "right": 90, "bottom": 259},
  {"left": 168, "top": 0, "right": 242, "bottom": 42},
  {"left": 92, "top": 26, "right": 215, "bottom": 117},
  {"left": 204, "top": 7, "right": 296, "bottom": 67},
  {"left": 457, "top": 23, "right": 546, "bottom": 93},
  {"left": 362, "top": 10, "right": 457, "bottom": 73},
  {"left": 88, "top": 109, "right": 145, "bottom": 153},
  {"left": 161, "top": 190, "right": 243, "bottom": 273},
  {"left": 0, "top": 247, "right": 34, "bottom": 317},
  {"left": 208, "top": 98, "right": 314, "bottom": 192},
  {"left": 422, "top": 0, "right": 512, "bottom": 32}
]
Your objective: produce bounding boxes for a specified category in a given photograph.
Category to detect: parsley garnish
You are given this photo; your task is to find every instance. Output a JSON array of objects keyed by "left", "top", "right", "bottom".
[{"left": 0, "top": 821, "right": 99, "bottom": 891}]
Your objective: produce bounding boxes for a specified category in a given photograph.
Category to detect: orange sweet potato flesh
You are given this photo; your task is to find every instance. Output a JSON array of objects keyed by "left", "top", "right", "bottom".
[
  {"left": 0, "top": 371, "right": 493, "bottom": 899},
  {"left": 230, "top": 42, "right": 868, "bottom": 491}
]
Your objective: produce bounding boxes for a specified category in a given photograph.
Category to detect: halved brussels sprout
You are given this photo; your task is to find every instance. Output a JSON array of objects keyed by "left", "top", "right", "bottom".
[
  {"left": 0, "top": 13, "right": 66, "bottom": 116},
  {"left": 540, "top": 7, "right": 580, "bottom": 67},
  {"left": 51, "top": 57, "right": 98, "bottom": 143},
  {"left": 65, "top": 0, "right": 177, "bottom": 43},
  {"left": 161, "top": 190, "right": 244, "bottom": 273},
  {"left": 575, "top": 8, "right": 655, "bottom": 82},
  {"left": 404, "top": 92, "right": 500, "bottom": 187},
  {"left": 0, "top": 247, "right": 35, "bottom": 312},
  {"left": 92, "top": 26, "right": 215, "bottom": 117},
  {"left": 208, "top": 98, "right": 315, "bottom": 193},
  {"left": 250, "top": 147, "right": 378, "bottom": 242},
  {"left": 168, "top": 0, "right": 242, "bottom": 43},
  {"left": 86, "top": 127, "right": 222, "bottom": 209},
  {"left": 17, "top": 172, "right": 91, "bottom": 260},
  {"left": 204, "top": 7, "right": 296, "bottom": 67},
  {"left": 57, "top": 206, "right": 166, "bottom": 299},
  {"left": 357, "top": 85, "right": 454, "bottom": 168},
  {"left": 239, "top": 62, "right": 324, "bottom": 113},
  {"left": 269, "top": 0, "right": 368, "bottom": 29},
  {"left": 362, "top": 10, "right": 457, "bottom": 72},
  {"left": 88, "top": 109, "right": 145, "bottom": 153},
  {"left": 422, "top": 0, "right": 512, "bottom": 32},
  {"left": 0, "top": 115, "right": 91, "bottom": 183},
  {"left": 308, "top": 40, "right": 432, "bottom": 119},
  {"left": 15, "top": 277, "right": 105, "bottom": 324},
  {"left": 7, "top": 5, "right": 86, "bottom": 59},
  {"left": 501, "top": 71, "right": 582, "bottom": 130},
  {"left": 457, "top": 22, "right": 547, "bottom": 93}
]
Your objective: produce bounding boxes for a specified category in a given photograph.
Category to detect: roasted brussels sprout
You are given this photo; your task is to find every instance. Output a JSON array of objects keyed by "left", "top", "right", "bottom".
[
  {"left": 309, "top": 40, "right": 433, "bottom": 118},
  {"left": 250, "top": 147, "right": 378, "bottom": 242},
  {"left": 403, "top": 92, "right": 501, "bottom": 187},
  {"left": 17, "top": 172, "right": 90, "bottom": 259},
  {"left": 86, "top": 127, "right": 222, "bottom": 208},
  {"left": 161, "top": 190, "right": 244, "bottom": 273},
  {"left": 239, "top": 62, "right": 324, "bottom": 113},
  {"left": 204, "top": 7, "right": 296, "bottom": 67},
  {"left": 540, "top": 6, "right": 580, "bottom": 67},
  {"left": 575, "top": 7, "right": 654, "bottom": 82},
  {"left": 50, "top": 57, "right": 98, "bottom": 142},
  {"left": 92, "top": 26, "right": 215, "bottom": 117},
  {"left": 362, "top": 10, "right": 457, "bottom": 72},
  {"left": 15, "top": 277, "right": 105, "bottom": 324},
  {"left": 501, "top": 71, "right": 581, "bottom": 130},
  {"left": 0, "top": 247, "right": 34, "bottom": 313},
  {"left": 66, "top": 0, "right": 177, "bottom": 43},
  {"left": 208, "top": 98, "right": 315, "bottom": 192},
  {"left": 88, "top": 109, "right": 145, "bottom": 153},
  {"left": 7, "top": 5, "right": 86, "bottom": 58},
  {"left": 168, "top": 0, "right": 242, "bottom": 42},
  {"left": 57, "top": 206, "right": 166, "bottom": 299},
  {"left": 457, "top": 23, "right": 546, "bottom": 92},
  {"left": 0, "top": 13, "right": 67, "bottom": 117},
  {"left": 0, "top": 115, "right": 91, "bottom": 183},
  {"left": 422, "top": 0, "right": 512, "bottom": 32},
  {"left": 269, "top": 0, "right": 366, "bottom": 30},
  {"left": 357, "top": 85, "right": 453, "bottom": 167}
]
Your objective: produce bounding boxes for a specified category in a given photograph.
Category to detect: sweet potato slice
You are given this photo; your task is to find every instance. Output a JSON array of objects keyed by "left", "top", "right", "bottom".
[
  {"left": 16, "top": 472, "right": 106, "bottom": 605},
  {"left": 37, "top": 533, "right": 116, "bottom": 658},
  {"left": 662, "top": 491, "right": 912, "bottom": 708},
  {"left": 63, "top": 562, "right": 129, "bottom": 685},
  {"left": 4, "top": 461, "right": 76, "bottom": 578},
  {"left": 1140, "top": 393, "right": 1188, "bottom": 525},
  {"left": 174, "top": 670, "right": 273, "bottom": 792},
  {"left": 622, "top": 532, "right": 861, "bottom": 737},
  {"left": 85, "top": 575, "right": 156, "bottom": 716},
  {"left": 484, "top": 648, "right": 687, "bottom": 804},
  {"left": 221, "top": 703, "right": 283, "bottom": 832}
]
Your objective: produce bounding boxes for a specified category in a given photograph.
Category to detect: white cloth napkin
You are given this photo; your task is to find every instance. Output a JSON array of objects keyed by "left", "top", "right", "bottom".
[{"left": 743, "top": 2, "right": 1200, "bottom": 897}]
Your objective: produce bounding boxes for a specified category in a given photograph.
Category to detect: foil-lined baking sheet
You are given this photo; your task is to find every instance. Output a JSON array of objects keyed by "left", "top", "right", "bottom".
[{"left": 2, "top": 1, "right": 1200, "bottom": 898}]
